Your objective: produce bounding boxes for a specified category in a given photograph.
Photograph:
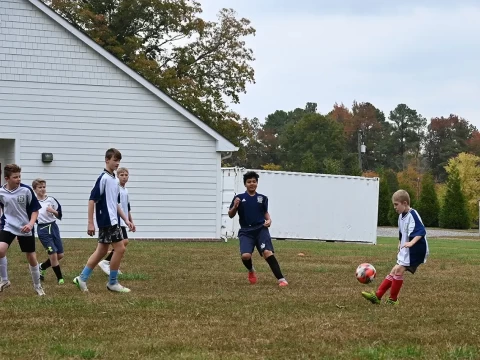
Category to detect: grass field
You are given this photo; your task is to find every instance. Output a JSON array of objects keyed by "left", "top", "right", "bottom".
[{"left": 1, "top": 236, "right": 480, "bottom": 360}]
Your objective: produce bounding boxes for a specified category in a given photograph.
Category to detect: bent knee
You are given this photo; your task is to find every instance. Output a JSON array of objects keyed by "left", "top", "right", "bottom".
[
  {"left": 123, "top": 239, "right": 129, "bottom": 247},
  {"left": 262, "top": 250, "right": 273, "bottom": 259},
  {"left": 241, "top": 253, "right": 252, "bottom": 261}
]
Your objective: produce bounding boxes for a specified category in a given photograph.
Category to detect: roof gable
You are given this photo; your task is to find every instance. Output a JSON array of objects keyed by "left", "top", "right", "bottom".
[{"left": 27, "top": 0, "right": 238, "bottom": 153}]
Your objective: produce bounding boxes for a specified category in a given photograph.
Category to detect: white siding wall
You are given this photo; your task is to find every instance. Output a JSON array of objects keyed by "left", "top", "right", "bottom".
[{"left": 0, "top": 0, "right": 221, "bottom": 239}]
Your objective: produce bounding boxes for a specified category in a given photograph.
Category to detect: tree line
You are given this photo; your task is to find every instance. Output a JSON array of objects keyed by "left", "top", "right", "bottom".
[{"left": 45, "top": 1, "right": 478, "bottom": 229}]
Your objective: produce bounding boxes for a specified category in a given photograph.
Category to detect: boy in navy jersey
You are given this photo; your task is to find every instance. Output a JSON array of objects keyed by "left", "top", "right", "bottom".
[
  {"left": 0, "top": 164, "right": 44, "bottom": 296},
  {"left": 362, "top": 189, "right": 429, "bottom": 305},
  {"left": 73, "top": 149, "right": 133, "bottom": 293},
  {"left": 228, "top": 171, "right": 288, "bottom": 287},
  {"left": 32, "top": 178, "right": 65, "bottom": 284}
]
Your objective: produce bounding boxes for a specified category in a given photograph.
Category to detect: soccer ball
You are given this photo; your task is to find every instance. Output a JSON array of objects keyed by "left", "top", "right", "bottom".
[{"left": 355, "top": 263, "right": 376, "bottom": 284}]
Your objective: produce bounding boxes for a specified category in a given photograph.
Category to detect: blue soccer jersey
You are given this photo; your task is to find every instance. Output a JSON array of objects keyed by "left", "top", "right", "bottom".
[
  {"left": 89, "top": 170, "right": 120, "bottom": 228},
  {"left": 0, "top": 183, "right": 41, "bottom": 236},
  {"left": 230, "top": 192, "right": 268, "bottom": 231}
]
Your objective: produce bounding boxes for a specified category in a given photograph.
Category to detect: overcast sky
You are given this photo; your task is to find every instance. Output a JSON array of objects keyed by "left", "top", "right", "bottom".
[{"left": 200, "top": 0, "right": 480, "bottom": 127}]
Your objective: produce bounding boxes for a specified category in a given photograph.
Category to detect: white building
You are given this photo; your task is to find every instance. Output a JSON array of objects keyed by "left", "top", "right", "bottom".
[{"left": 0, "top": 0, "right": 237, "bottom": 239}]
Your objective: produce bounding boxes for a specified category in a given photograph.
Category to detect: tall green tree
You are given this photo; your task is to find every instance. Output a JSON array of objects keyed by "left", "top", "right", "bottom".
[
  {"left": 47, "top": 0, "right": 255, "bottom": 142},
  {"left": 388, "top": 104, "right": 427, "bottom": 170},
  {"left": 378, "top": 174, "right": 391, "bottom": 226},
  {"left": 280, "top": 113, "right": 348, "bottom": 174},
  {"left": 439, "top": 164, "right": 470, "bottom": 229},
  {"left": 424, "top": 115, "right": 476, "bottom": 181},
  {"left": 415, "top": 173, "right": 440, "bottom": 227}
]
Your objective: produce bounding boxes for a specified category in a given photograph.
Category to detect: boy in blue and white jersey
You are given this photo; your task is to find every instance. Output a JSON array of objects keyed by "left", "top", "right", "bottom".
[
  {"left": 99, "top": 167, "right": 136, "bottom": 275},
  {"left": 362, "top": 189, "right": 429, "bottom": 305},
  {"left": 0, "top": 164, "right": 44, "bottom": 296},
  {"left": 32, "top": 178, "right": 65, "bottom": 284},
  {"left": 73, "top": 148, "right": 133, "bottom": 293}
]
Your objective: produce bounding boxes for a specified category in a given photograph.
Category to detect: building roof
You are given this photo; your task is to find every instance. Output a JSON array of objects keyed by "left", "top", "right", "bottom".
[{"left": 28, "top": 0, "right": 238, "bottom": 153}]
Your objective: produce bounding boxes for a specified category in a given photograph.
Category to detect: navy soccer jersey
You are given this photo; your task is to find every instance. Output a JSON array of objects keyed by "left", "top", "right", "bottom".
[
  {"left": 230, "top": 192, "right": 268, "bottom": 231},
  {"left": 0, "top": 183, "right": 41, "bottom": 236},
  {"left": 89, "top": 170, "right": 120, "bottom": 228}
]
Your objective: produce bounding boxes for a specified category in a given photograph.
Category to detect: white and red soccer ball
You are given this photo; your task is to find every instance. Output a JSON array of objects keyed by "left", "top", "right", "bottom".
[{"left": 355, "top": 263, "right": 376, "bottom": 284}]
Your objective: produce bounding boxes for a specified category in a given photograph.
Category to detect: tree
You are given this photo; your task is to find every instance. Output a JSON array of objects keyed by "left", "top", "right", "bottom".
[
  {"left": 378, "top": 174, "right": 391, "bottom": 226},
  {"left": 388, "top": 104, "right": 427, "bottom": 170},
  {"left": 439, "top": 164, "right": 470, "bottom": 229},
  {"left": 280, "top": 113, "right": 348, "bottom": 174},
  {"left": 415, "top": 173, "right": 440, "bottom": 227},
  {"left": 424, "top": 115, "right": 476, "bottom": 181},
  {"left": 444, "top": 153, "right": 480, "bottom": 226},
  {"left": 47, "top": 0, "right": 256, "bottom": 142}
]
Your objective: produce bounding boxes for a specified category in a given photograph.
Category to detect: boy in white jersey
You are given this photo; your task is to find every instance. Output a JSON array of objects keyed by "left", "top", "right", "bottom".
[
  {"left": 0, "top": 164, "right": 45, "bottom": 296},
  {"left": 99, "top": 167, "right": 135, "bottom": 276},
  {"left": 0, "top": 205, "right": 8, "bottom": 292},
  {"left": 73, "top": 149, "right": 133, "bottom": 293},
  {"left": 32, "top": 178, "right": 65, "bottom": 284},
  {"left": 362, "top": 189, "right": 429, "bottom": 305}
]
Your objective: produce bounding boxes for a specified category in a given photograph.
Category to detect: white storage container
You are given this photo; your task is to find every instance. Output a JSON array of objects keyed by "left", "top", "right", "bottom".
[{"left": 221, "top": 167, "right": 379, "bottom": 244}]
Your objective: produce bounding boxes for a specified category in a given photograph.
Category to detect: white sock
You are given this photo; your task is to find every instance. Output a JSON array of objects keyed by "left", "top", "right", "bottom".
[
  {"left": 29, "top": 264, "right": 41, "bottom": 287},
  {"left": 0, "top": 257, "right": 8, "bottom": 281}
]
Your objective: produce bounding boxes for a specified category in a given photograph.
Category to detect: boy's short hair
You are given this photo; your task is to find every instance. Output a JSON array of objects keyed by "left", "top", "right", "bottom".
[
  {"left": 117, "top": 167, "right": 129, "bottom": 175},
  {"left": 32, "top": 178, "right": 46, "bottom": 189},
  {"left": 105, "top": 148, "right": 122, "bottom": 161},
  {"left": 392, "top": 189, "right": 410, "bottom": 205},
  {"left": 243, "top": 171, "right": 259, "bottom": 185},
  {"left": 4, "top": 164, "right": 21, "bottom": 178}
]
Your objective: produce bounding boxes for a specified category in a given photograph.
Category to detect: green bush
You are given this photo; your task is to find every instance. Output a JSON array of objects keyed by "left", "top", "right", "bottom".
[
  {"left": 439, "top": 164, "right": 470, "bottom": 229},
  {"left": 378, "top": 176, "right": 391, "bottom": 226},
  {"left": 415, "top": 173, "right": 440, "bottom": 227}
]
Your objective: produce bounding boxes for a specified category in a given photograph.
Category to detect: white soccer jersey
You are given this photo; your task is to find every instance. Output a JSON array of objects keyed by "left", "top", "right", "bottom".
[
  {"left": 397, "top": 209, "right": 429, "bottom": 267},
  {"left": 0, "top": 184, "right": 42, "bottom": 236},
  {"left": 89, "top": 170, "right": 120, "bottom": 228},
  {"left": 118, "top": 185, "right": 130, "bottom": 227},
  {"left": 36, "top": 195, "right": 62, "bottom": 225}
]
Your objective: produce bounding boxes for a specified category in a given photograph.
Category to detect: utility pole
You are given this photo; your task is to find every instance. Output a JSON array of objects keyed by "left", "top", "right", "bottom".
[
  {"left": 358, "top": 129, "right": 366, "bottom": 172},
  {"left": 358, "top": 130, "right": 362, "bottom": 171}
]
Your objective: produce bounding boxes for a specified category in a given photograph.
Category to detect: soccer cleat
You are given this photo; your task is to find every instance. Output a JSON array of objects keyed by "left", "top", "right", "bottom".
[
  {"left": 278, "top": 279, "right": 289, "bottom": 287},
  {"left": 39, "top": 263, "right": 46, "bottom": 281},
  {"left": 0, "top": 280, "right": 11, "bottom": 292},
  {"left": 385, "top": 298, "right": 399, "bottom": 306},
  {"left": 361, "top": 291, "right": 381, "bottom": 304},
  {"left": 248, "top": 271, "right": 257, "bottom": 284},
  {"left": 98, "top": 260, "right": 110, "bottom": 276},
  {"left": 58, "top": 279, "right": 65, "bottom": 285},
  {"left": 106, "top": 282, "right": 131, "bottom": 293},
  {"left": 34, "top": 285, "right": 46, "bottom": 296},
  {"left": 73, "top": 276, "right": 88, "bottom": 292}
]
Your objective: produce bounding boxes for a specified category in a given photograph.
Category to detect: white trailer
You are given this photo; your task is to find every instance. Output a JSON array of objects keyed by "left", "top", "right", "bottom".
[{"left": 221, "top": 167, "right": 379, "bottom": 244}]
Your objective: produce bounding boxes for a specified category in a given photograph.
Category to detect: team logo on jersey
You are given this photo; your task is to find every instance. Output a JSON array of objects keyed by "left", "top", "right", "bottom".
[
  {"left": 257, "top": 196, "right": 263, "bottom": 203},
  {"left": 17, "top": 195, "right": 25, "bottom": 204}
]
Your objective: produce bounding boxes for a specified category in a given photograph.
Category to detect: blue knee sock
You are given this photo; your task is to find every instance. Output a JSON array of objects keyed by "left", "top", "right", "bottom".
[
  {"left": 109, "top": 270, "right": 118, "bottom": 285},
  {"left": 79, "top": 266, "right": 93, "bottom": 282}
]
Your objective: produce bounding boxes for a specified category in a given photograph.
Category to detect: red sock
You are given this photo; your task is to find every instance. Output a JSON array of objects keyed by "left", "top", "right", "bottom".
[
  {"left": 375, "top": 274, "right": 393, "bottom": 299},
  {"left": 389, "top": 275, "right": 404, "bottom": 301}
]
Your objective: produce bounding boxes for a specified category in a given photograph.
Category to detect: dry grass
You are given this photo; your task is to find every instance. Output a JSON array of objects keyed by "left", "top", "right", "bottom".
[{"left": 0, "top": 237, "right": 480, "bottom": 359}]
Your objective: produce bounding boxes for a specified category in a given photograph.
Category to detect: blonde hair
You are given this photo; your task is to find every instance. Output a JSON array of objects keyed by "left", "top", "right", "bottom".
[
  {"left": 392, "top": 189, "right": 410, "bottom": 205},
  {"left": 32, "top": 178, "right": 46, "bottom": 189},
  {"left": 117, "top": 167, "right": 129, "bottom": 175}
]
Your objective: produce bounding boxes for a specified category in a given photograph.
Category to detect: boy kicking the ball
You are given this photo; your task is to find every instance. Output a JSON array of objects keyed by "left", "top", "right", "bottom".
[
  {"left": 362, "top": 189, "right": 429, "bottom": 305},
  {"left": 228, "top": 171, "right": 288, "bottom": 287}
]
